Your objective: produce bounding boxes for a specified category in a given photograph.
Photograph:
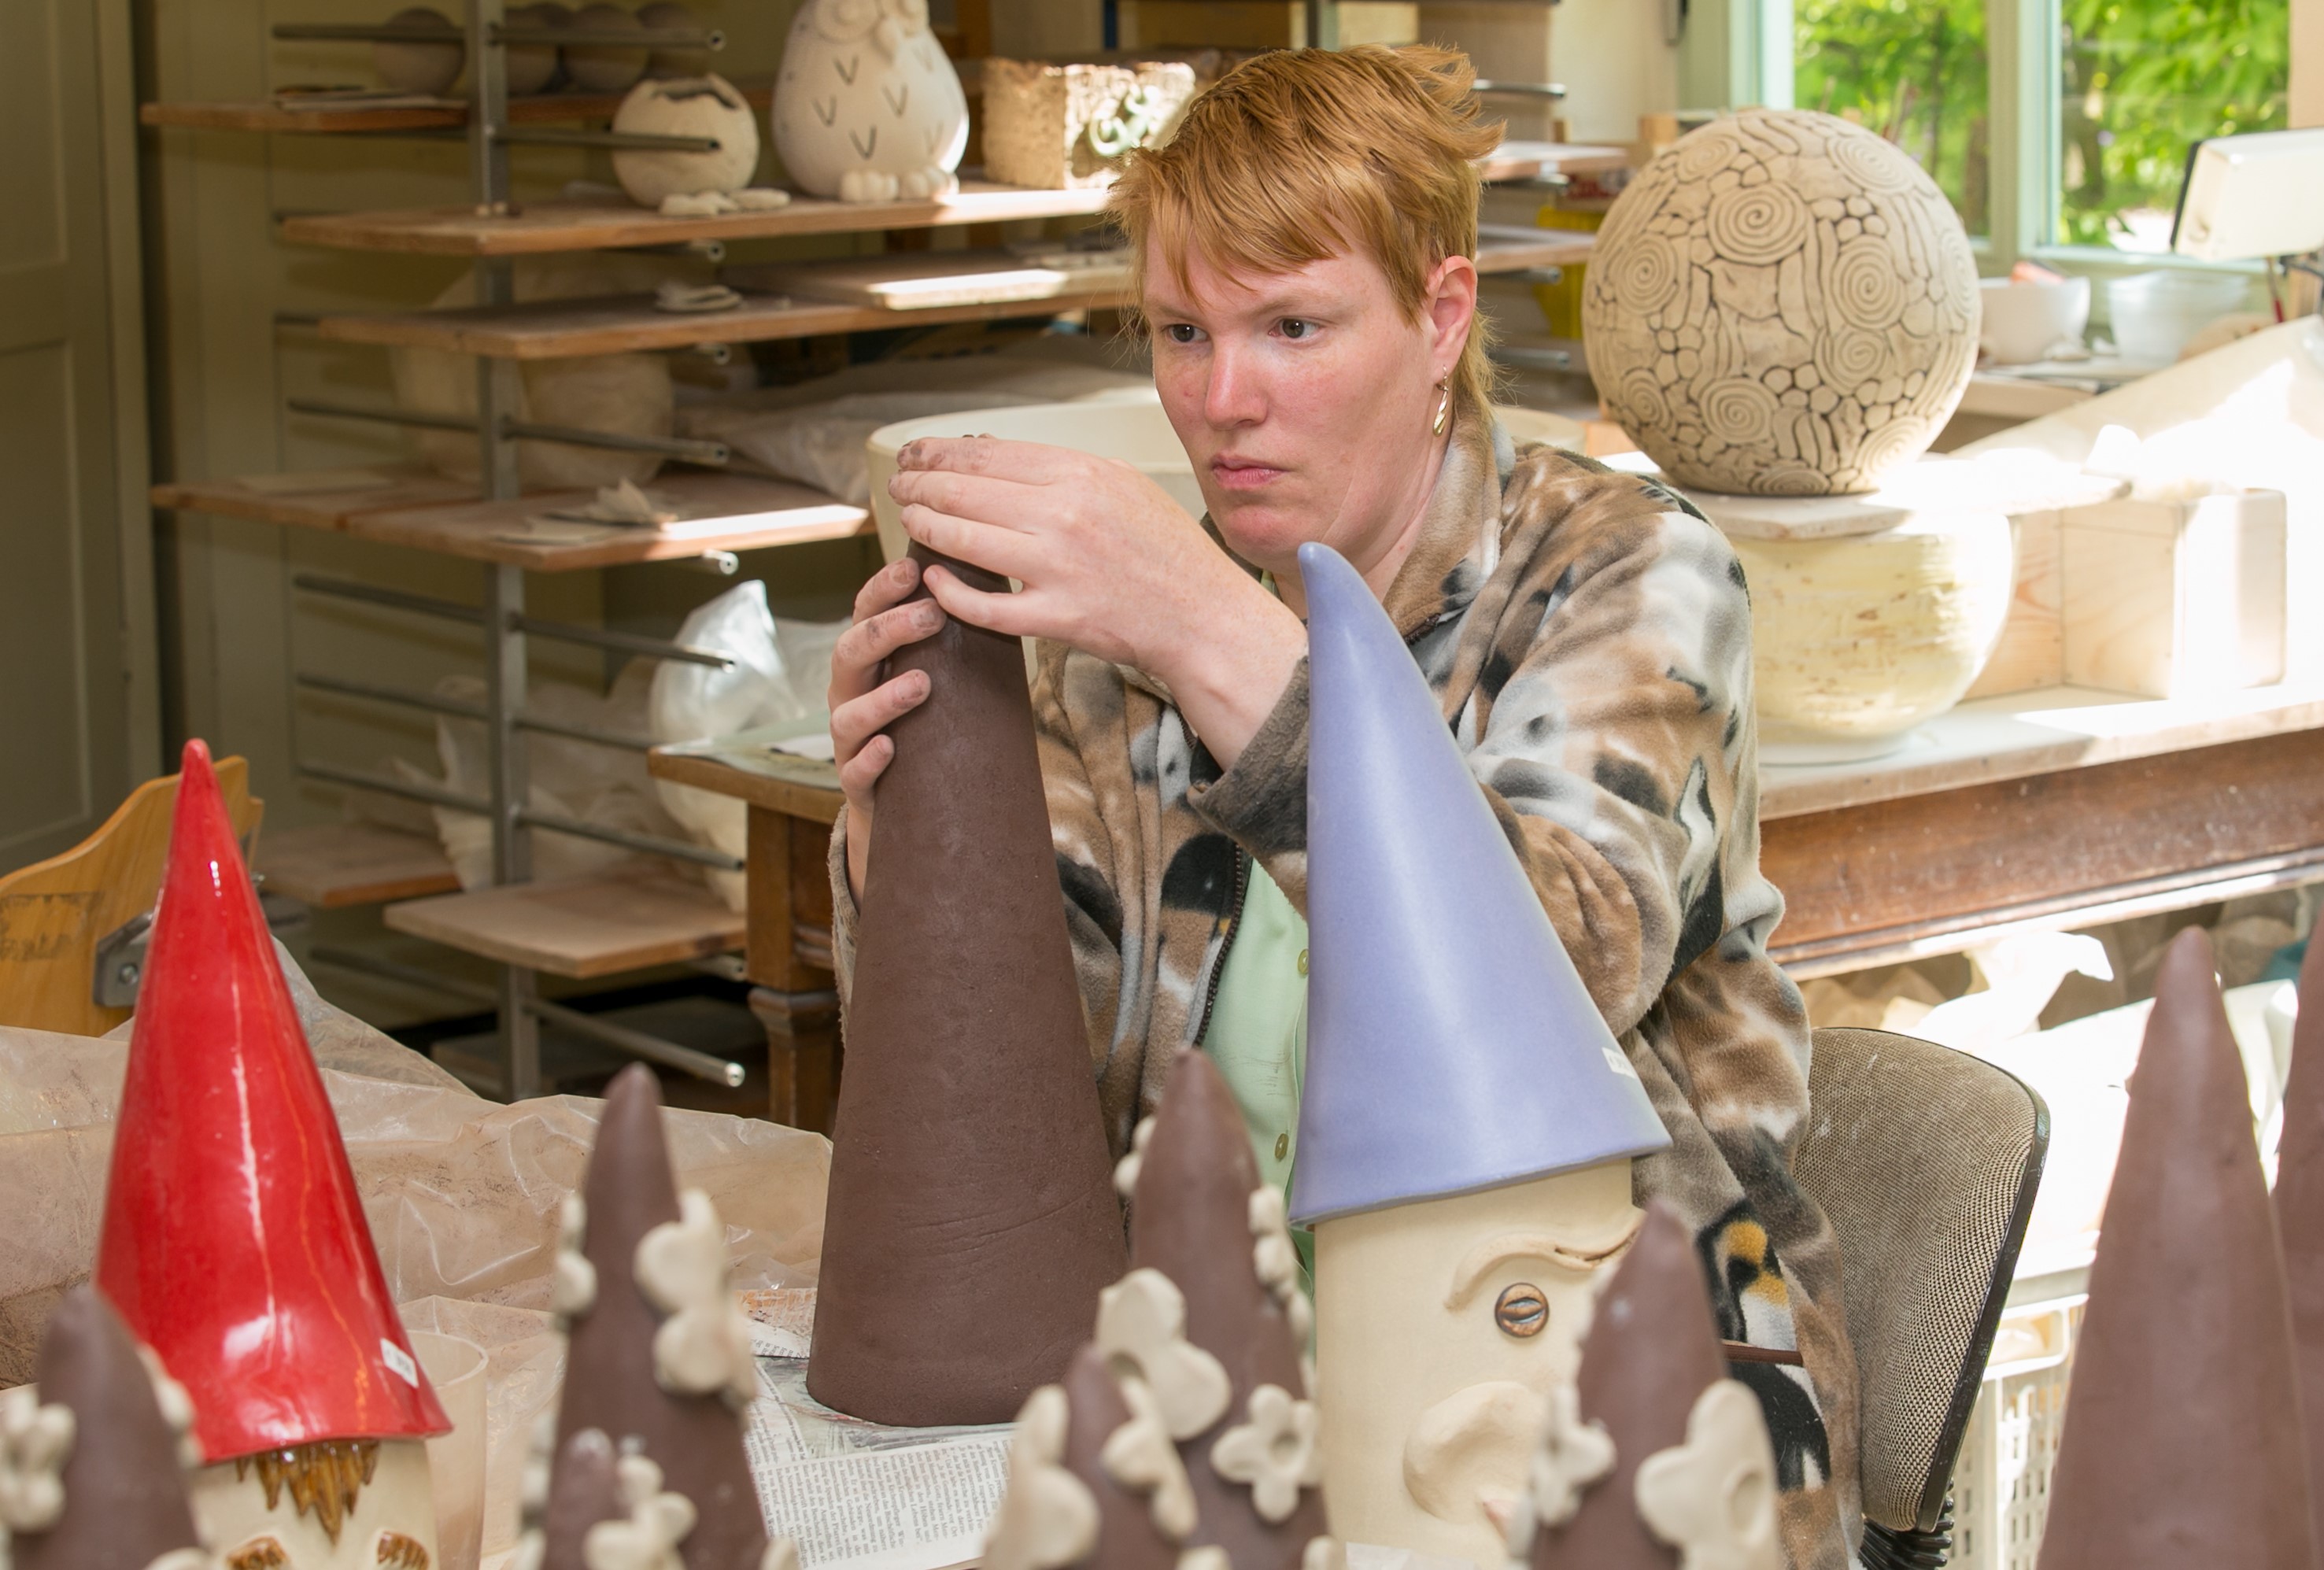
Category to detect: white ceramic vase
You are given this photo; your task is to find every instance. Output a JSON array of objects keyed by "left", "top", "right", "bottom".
[
  {"left": 1734, "top": 510, "right": 2017, "bottom": 762},
  {"left": 771, "top": 0, "right": 969, "bottom": 203}
]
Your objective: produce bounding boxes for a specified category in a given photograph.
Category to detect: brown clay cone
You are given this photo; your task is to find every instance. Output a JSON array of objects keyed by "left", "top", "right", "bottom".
[
  {"left": 2038, "top": 929, "right": 2316, "bottom": 1570},
  {"left": 810, "top": 544, "right": 1128, "bottom": 1425},
  {"left": 554, "top": 1064, "right": 767, "bottom": 1570},
  {"left": 1059, "top": 1344, "right": 1181, "bottom": 1570},
  {"left": 1131, "top": 1049, "right": 1325, "bottom": 1569},
  {"left": 13, "top": 1285, "right": 205, "bottom": 1570},
  {"left": 538, "top": 1428, "right": 628, "bottom": 1570},
  {"left": 1534, "top": 1201, "right": 1725, "bottom": 1570},
  {"left": 2274, "top": 926, "right": 2324, "bottom": 1550}
]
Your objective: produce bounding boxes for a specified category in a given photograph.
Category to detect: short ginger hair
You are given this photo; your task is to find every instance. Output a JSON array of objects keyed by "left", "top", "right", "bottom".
[{"left": 1108, "top": 46, "right": 1504, "bottom": 423}]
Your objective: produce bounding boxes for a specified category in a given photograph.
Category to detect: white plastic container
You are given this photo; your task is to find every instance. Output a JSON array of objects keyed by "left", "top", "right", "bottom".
[{"left": 1949, "top": 1293, "right": 2086, "bottom": 1570}]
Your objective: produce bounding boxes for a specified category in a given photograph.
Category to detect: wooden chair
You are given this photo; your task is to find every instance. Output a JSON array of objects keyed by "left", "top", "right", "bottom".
[
  {"left": 0, "top": 757, "right": 264, "bottom": 1036},
  {"left": 1794, "top": 1027, "right": 2051, "bottom": 1569}
]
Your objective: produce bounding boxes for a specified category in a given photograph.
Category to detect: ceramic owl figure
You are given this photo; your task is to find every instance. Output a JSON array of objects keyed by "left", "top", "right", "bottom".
[{"left": 772, "top": 0, "right": 969, "bottom": 202}]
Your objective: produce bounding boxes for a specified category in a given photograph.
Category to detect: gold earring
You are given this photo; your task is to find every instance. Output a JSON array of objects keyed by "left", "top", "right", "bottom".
[{"left": 1431, "top": 379, "right": 1451, "bottom": 437}]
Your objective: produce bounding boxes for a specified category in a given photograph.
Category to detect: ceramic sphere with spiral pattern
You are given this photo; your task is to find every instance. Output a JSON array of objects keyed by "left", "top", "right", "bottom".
[{"left": 1582, "top": 109, "right": 1979, "bottom": 496}]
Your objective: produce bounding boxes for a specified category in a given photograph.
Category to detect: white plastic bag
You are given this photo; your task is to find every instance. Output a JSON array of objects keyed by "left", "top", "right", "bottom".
[{"left": 648, "top": 582, "right": 845, "bottom": 908}]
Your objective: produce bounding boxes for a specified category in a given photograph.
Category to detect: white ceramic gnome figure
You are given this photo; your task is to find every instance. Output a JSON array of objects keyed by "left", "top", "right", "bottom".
[
  {"left": 770, "top": 0, "right": 969, "bottom": 202},
  {"left": 94, "top": 742, "right": 449, "bottom": 1569},
  {"left": 1290, "top": 545, "right": 1673, "bottom": 1566}
]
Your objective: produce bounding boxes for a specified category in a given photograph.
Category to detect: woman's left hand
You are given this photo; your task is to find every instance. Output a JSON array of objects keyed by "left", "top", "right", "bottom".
[{"left": 889, "top": 436, "right": 1307, "bottom": 767}]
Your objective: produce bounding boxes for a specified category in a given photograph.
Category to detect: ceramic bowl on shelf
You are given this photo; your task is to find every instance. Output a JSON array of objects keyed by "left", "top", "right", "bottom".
[
  {"left": 1727, "top": 509, "right": 2019, "bottom": 763},
  {"left": 864, "top": 400, "right": 1584, "bottom": 563},
  {"left": 1979, "top": 276, "right": 2091, "bottom": 365}
]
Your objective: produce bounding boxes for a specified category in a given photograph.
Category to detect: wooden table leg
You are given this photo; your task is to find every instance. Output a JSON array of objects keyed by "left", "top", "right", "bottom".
[{"left": 744, "top": 804, "right": 843, "bottom": 1132}]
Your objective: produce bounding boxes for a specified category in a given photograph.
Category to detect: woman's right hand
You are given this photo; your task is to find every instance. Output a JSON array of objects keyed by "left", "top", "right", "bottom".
[{"left": 829, "top": 556, "right": 946, "bottom": 900}]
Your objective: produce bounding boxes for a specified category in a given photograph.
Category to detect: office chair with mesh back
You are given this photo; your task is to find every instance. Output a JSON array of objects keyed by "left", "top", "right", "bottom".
[{"left": 1792, "top": 1027, "right": 2050, "bottom": 1570}]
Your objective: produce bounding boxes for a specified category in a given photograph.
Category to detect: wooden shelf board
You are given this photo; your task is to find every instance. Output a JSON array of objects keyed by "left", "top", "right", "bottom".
[
  {"left": 1479, "top": 141, "right": 1633, "bottom": 183},
  {"left": 648, "top": 746, "right": 844, "bottom": 825},
  {"left": 153, "top": 466, "right": 479, "bottom": 530},
  {"left": 311, "top": 234, "right": 1594, "bottom": 360},
  {"left": 141, "top": 80, "right": 774, "bottom": 135},
  {"left": 276, "top": 143, "right": 1629, "bottom": 257},
  {"left": 257, "top": 822, "right": 459, "bottom": 908},
  {"left": 384, "top": 864, "right": 743, "bottom": 977},
  {"left": 156, "top": 467, "right": 869, "bottom": 570},
  {"left": 317, "top": 284, "right": 1130, "bottom": 359},
  {"left": 281, "top": 180, "right": 1119, "bottom": 257}
]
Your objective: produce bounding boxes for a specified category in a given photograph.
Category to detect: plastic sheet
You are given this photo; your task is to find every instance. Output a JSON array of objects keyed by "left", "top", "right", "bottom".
[
  {"left": 0, "top": 1026, "right": 830, "bottom": 1391},
  {"left": 649, "top": 582, "right": 846, "bottom": 908}
]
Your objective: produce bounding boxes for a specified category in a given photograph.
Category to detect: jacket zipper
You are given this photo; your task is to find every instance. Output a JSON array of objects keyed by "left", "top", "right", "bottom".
[{"left": 1192, "top": 848, "right": 1251, "bottom": 1047}]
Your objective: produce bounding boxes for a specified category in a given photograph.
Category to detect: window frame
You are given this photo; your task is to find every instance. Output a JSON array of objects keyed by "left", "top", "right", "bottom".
[{"left": 1694, "top": 0, "right": 2290, "bottom": 283}]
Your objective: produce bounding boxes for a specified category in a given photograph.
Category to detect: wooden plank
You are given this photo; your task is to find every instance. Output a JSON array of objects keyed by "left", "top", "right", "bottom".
[
  {"left": 312, "top": 233, "right": 1592, "bottom": 360},
  {"left": 648, "top": 747, "right": 844, "bottom": 825},
  {"left": 277, "top": 144, "right": 1628, "bottom": 257},
  {"left": 256, "top": 822, "right": 458, "bottom": 909},
  {"left": 153, "top": 466, "right": 477, "bottom": 530},
  {"left": 140, "top": 80, "right": 774, "bottom": 135},
  {"left": 353, "top": 471, "right": 868, "bottom": 569},
  {"left": 384, "top": 864, "right": 744, "bottom": 977},
  {"left": 161, "top": 468, "right": 866, "bottom": 571},
  {"left": 1962, "top": 511, "right": 2066, "bottom": 700},
  {"left": 316, "top": 285, "right": 1133, "bottom": 360},
  {"left": 1759, "top": 683, "right": 2324, "bottom": 821},
  {"left": 1763, "top": 726, "right": 2324, "bottom": 971},
  {"left": 281, "top": 182, "right": 1121, "bottom": 257},
  {"left": 741, "top": 249, "right": 1136, "bottom": 312}
]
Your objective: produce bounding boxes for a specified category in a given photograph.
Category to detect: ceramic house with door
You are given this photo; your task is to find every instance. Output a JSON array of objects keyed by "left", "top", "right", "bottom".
[
  {"left": 1290, "top": 544, "right": 1672, "bottom": 1566},
  {"left": 94, "top": 741, "right": 450, "bottom": 1570}
]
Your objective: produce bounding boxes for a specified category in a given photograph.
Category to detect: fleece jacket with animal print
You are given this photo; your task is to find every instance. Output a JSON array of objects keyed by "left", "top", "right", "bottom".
[{"left": 826, "top": 408, "right": 1860, "bottom": 1568}]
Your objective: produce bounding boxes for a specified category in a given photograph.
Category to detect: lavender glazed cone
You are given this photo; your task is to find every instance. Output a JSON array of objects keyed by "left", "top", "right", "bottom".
[
  {"left": 1532, "top": 1202, "right": 1726, "bottom": 1570},
  {"left": 2038, "top": 929, "right": 2315, "bottom": 1570},
  {"left": 2274, "top": 926, "right": 2324, "bottom": 1549},
  {"left": 1131, "top": 1050, "right": 1325, "bottom": 1568},
  {"left": 553, "top": 1065, "right": 767, "bottom": 1570},
  {"left": 810, "top": 544, "right": 1128, "bottom": 1425},
  {"left": 12, "top": 1286, "right": 206, "bottom": 1570}
]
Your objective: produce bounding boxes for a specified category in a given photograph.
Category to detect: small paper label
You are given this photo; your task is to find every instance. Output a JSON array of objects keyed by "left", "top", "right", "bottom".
[
  {"left": 1604, "top": 1045, "right": 1639, "bottom": 1080},
  {"left": 382, "top": 1339, "right": 419, "bottom": 1387}
]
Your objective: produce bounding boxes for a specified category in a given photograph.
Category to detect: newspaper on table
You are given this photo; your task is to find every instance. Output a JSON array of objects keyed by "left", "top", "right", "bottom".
[{"left": 741, "top": 1290, "right": 1012, "bottom": 1570}]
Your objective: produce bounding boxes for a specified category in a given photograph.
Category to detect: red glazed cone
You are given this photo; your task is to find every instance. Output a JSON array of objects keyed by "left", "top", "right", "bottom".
[
  {"left": 94, "top": 739, "right": 447, "bottom": 1461},
  {"left": 2039, "top": 929, "right": 2315, "bottom": 1570}
]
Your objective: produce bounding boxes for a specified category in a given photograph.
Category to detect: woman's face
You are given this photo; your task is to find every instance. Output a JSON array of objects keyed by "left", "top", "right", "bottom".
[{"left": 1144, "top": 243, "right": 1477, "bottom": 592}]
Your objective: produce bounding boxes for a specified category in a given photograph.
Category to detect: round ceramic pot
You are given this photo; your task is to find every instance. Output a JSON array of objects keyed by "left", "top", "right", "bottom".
[{"left": 1731, "top": 509, "right": 2016, "bottom": 763}]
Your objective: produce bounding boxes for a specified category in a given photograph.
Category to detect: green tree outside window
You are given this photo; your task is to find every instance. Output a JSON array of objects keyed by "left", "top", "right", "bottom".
[{"left": 1796, "top": 0, "right": 2291, "bottom": 252}]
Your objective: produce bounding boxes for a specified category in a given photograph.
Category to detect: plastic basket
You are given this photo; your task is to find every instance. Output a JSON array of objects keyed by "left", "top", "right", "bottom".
[{"left": 1949, "top": 1295, "right": 2086, "bottom": 1570}]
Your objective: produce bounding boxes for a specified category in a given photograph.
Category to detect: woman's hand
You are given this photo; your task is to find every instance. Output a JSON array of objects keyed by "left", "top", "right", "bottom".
[
  {"left": 888, "top": 437, "right": 1307, "bottom": 766},
  {"left": 827, "top": 556, "right": 945, "bottom": 900}
]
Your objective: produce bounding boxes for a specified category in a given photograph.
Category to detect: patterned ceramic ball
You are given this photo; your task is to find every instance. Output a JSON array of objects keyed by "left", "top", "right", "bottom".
[{"left": 1583, "top": 108, "right": 1979, "bottom": 496}]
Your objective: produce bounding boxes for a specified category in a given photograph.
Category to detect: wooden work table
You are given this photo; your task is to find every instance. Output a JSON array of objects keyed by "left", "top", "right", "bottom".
[{"left": 652, "top": 679, "right": 2324, "bottom": 1129}]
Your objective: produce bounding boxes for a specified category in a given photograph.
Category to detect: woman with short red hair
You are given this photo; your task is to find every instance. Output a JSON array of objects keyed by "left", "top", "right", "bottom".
[{"left": 828, "top": 46, "right": 1857, "bottom": 1565}]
